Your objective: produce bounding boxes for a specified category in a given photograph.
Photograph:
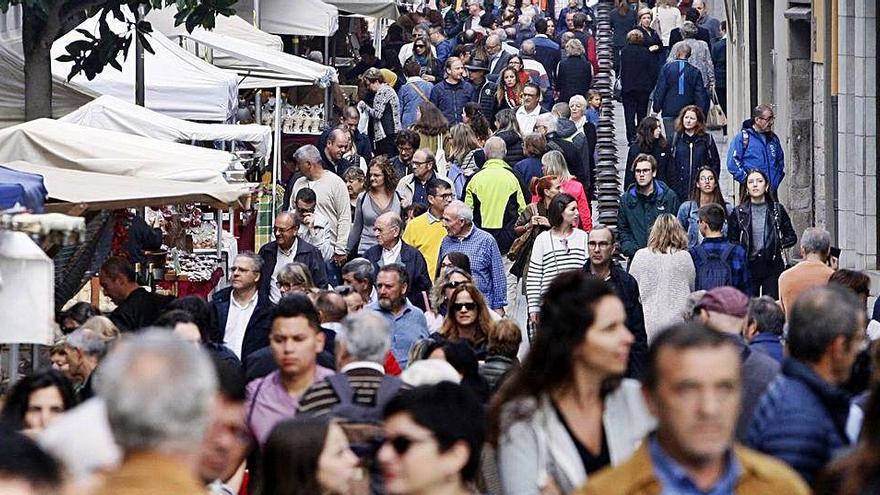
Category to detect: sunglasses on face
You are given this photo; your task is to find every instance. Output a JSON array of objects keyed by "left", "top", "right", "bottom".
[
  {"left": 443, "top": 280, "right": 466, "bottom": 290},
  {"left": 383, "top": 435, "right": 432, "bottom": 455},
  {"left": 452, "top": 302, "right": 477, "bottom": 312}
]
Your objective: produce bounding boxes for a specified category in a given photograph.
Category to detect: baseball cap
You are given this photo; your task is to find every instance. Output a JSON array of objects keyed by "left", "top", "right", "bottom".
[{"left": 696, "top": 287, "right": 749, "bottom": 318}]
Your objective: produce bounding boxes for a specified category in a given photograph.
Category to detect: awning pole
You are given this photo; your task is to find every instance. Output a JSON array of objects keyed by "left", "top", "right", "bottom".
[
  {"left": 216, "top": 206, "right": 223, "bottom": 259},
  {"left": 254, "top": 0, "right": 261, "bottom": 29},
  {"left": 271, "top": 85, "right": 282, "bottom": 223},
  {"left": 324, "top": 36, "right": 332, "bottom": 124},
  {"left": 8, "top": 344, "right": 19, "bottom": 385}
]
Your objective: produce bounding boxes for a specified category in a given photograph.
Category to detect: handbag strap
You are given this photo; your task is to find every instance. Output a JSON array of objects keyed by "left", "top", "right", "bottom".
[{"left": 410, "top": 82, "right": 430, "bottom": 102}]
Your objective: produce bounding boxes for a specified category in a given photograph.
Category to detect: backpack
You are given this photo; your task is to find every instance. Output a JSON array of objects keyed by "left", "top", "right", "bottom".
[
  {"left": 694, "top": 243, "right": 736, "bottom": 291},
  {"left": 326, "top": 374, "right": 403, "bottom": 495}
]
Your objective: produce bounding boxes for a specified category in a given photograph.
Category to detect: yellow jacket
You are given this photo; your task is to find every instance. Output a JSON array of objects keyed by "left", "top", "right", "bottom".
[{"left": 578, "top": 442, "right": 809, "bottom": 495}]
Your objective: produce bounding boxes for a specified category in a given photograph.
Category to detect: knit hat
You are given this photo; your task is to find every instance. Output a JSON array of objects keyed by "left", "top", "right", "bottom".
[
  {"left": 380, "top": 68, "right": 398, "bottom": 86},
  {"left": 696, "top": 287, "right": 749, "bottom": 318}
]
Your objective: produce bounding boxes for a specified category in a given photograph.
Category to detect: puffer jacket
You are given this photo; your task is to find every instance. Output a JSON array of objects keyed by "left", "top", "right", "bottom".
[
  {"left": 478, "top": 355, "right": 518, "bottom": 392},
  {"left": 557, "top": 118, "right": 596, "bottom": 193},
  {"left": 747, "top": 358, "right": 852, "bottom": 485},
  {"left": 727, "top": 199, "right": 797, "bottom": 266},
  {"left": 667, "top": 131, "right": 721, "bottom": 202},
  {"left": 726, "top": 119, "right": 786, "bottom": 192},
  {"left": 617, "top": 180, "right": 681, "bottom": 258},
  {"left": 495, "top": 129, "right": 524, "bottom": 166},
  {"left": 471, "top": 79, "right": 499, "bottom": 123}
]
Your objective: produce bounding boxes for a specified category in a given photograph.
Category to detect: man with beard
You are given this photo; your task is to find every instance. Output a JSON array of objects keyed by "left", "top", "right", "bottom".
[{"left": 367, "top": 264, "right": 429, "bottom": 368}]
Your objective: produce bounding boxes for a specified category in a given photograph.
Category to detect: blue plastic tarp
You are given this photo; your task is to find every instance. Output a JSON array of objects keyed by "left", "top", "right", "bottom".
[{"left": 0, "top": 165, "right": 47, "bottom": 212}]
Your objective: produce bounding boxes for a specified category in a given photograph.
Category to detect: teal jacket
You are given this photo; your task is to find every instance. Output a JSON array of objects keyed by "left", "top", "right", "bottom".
[{"left": 617, "top": 180, "right": 681, "bottom": 258}]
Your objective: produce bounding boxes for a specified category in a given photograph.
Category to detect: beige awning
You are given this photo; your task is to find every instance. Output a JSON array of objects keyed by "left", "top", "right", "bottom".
[{"left": 2, "top": 161, "right": 253, "bottom": 213}]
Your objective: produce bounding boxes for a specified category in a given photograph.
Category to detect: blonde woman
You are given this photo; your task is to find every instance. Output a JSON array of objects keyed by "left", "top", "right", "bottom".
[
  {"left": 444, "top": 123, "right": 483, "bottom": 197},
  {"left": 276, "top": 262, "right": 317, "bottom": 295},
  {"left": 540, "top": 150, "right": 591, "bottom": 231},
  {"left": 652, "top": 0, "right": 684, "bottom": 47},
  {"left": 627, "top": 214, "right": 695, "bottom": 340}
]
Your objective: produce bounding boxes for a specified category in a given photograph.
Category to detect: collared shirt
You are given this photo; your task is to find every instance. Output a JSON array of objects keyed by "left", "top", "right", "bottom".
[
  {"left": 382, "top": 240, "right": 403, "bottom": 267},
  {"left": 516, "top": 104, "right": 542, "bottom": 134},
  {"left": 245, "top": 367, "right": 336, "bottom": 446},
  {"left": 403, "top": 211, "right": 447, "bottom": 281},
  {"left": 368, "top": 301, "right": 429, "bottom": 368},
  {"left": 438, "top": 225, "right": 508, "bottom": 309},
  {"left": 341, "top": 361, "right": 386, "bottom": 374},
  {"left": 270, "top": 240, "right": 298, "bottom": 303},
  {"left": 649, "top": 435, "right": 741, "bottom": 495},
  {"left": 224, "top": 290, "right": 258, "bottom": 359},
  {"left": 412, "top": 172, "right": 434, "bottom": 206}
]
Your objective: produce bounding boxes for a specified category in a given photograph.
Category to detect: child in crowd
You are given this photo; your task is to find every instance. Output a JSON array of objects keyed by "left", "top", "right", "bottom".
[{"left": 586, "top": 89, "right": 601, "bottom": 127}]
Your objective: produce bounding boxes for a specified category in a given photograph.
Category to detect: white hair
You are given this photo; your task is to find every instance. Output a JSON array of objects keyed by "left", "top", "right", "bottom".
[
  {"left": 483, "top": 136, "right": 507, "bottom": 160},
  {"left": 536, "top": 112, "right": 558, "bottom": 132},
  {"left": 447, "top": 200, "right": 474, "bottom": 224},
  {"left": 65, "top": 328, "right": 108, "bottom": 357},
  {"left": 401, "top": 359, "right": 462, "bottom": 387},
  {"left": 337, "top": 312, "right": 391, "bottom": 363},
  {"left": 293, "top": 144, "right": 322, "bottom": 167},
  {"left": 95, "top": 330, "right": 217, "bottom": 454},
  {"left": 568, "top": 94, "right": 587, "bottom": 107}
]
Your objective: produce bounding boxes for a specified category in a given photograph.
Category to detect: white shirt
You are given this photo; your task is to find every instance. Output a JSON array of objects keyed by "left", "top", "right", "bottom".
[
  {"left": 269, "top": 240, "right": 297, "bottom": 304},
  {"left": 297, "top": 212, "right": 334, "bottom": 261},
  {"left": 516, "top": 105, "right": 542, "bottom": 134},
  {"left": 382, "top": 240, "right": 403, "bottom": 267},
  {"left": 224, "top": 290, "right": 259, "bottom": 359}
]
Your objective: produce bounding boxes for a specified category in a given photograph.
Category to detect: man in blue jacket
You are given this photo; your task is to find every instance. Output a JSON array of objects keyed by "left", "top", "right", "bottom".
[
  {"left": 726, "top": 104, "right": 786, "bottom": 192},
  {"left": 430, "top": 57, "right": 474, "bottom": 125},
  {"left": 746, "top": 285, "right": 864, "bottom": 485},
  {"left": 652, "top": 44, "right": 709, "bottom": 140}
]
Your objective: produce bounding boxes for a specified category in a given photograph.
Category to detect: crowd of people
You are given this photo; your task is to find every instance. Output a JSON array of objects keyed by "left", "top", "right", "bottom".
[{"left": 1, "top": 1, "right": 878, "bottom": 495}]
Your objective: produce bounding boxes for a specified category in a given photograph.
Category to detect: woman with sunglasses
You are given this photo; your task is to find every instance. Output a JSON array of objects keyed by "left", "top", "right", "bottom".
[
  {"left": 379, "top": 382, "right": 485, "bottom": 495},
  {"left": 405, "top": 39, "right": 442, "bottom": 83},
  {"left": 525, "top": 192, "right": 589, "bottom": 325},
  {"left": 425, "top": 268, "right": 498, "bottom": 332},
  {"left": 489, "top": 271, "right": 654, "bottom": 494},
  {"left": 434, "top": 284, "right": 494, "bottom": 359},
  {"left": 676, "top": 166, "right": 731, "bottom": 248},
  {"left": 727, "top": 169, "right": 797, "bottom": 298},
  {"left": 260, "top": 416, "right": 359, "bottom": 495},
  {"left": 495, "top": 67, "right": 525, "bottom": 115}
]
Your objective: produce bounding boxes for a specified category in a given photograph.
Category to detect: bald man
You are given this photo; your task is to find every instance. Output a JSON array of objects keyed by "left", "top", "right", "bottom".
[{"left": 362, "top": 212, "right": 432, "bottom": 310}]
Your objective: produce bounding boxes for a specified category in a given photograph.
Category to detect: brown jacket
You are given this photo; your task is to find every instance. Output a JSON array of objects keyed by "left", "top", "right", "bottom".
[
  {"left": 93, "top": 451, "right": 207, "bottom": 495},
  {"left": 577, "top": 442, "right": 809, "bottom": 495}
]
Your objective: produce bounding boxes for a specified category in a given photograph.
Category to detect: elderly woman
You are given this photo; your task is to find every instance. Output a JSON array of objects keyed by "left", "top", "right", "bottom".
[
  {"left": 557, "top": 39, "right": 592, "bottom": 103},
  {"left": 358, "top": 67, "right": 401, "bottom": 157},
  {"left": 342, "top": 167, "right": 366, "bottom": 218},
  {"left": 276, "top": 262, "right": 317, "bottom": 295},
  {"left": 620, "top": 29, "right": 660, "bottom": 144},
  {"left": 568, "top": 94, "right": 588, "bottom": 133}
]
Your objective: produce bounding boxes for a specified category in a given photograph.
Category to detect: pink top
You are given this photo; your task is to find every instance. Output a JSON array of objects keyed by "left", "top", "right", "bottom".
[{"left": 531, "top": 179, "right": 592, "bottom": 232}]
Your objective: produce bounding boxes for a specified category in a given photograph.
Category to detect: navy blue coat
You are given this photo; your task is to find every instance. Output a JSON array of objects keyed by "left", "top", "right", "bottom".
[
  {"left": 747, "top": 358, "right": 852, "bottom": 485},
  {"left": 258, "top": 239, "right": 329, "bottom": 296},
  {"left": 363, "top": 242, "right": 432, "bottom": 311},
  {"left": 532, "top": 35, "right": 561, "bottom": 89},
  {"left": 667, "top": 131, "right": 721, "bottom": 202},
  {"left": 209, "top": 287, "right": 275, "bottom": 362},
  {"left": 652, "top": 59, "right": 709, "bottom": 118},
  {"left": 430, "top": 79, "right": 475, "bottom": 125}
]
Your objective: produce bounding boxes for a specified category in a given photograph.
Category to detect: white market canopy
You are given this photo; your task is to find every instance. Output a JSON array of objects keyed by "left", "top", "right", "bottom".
[
  {"left": 0, "top": 119, "right": 235, "bottom": 184},
  {"left": 51, "top": 13, "right": 238, "bottom": 122},
  {"left": 175, "top": 28, "right": 338, "bottom": 87},
  {"left": 59, "top": 96, "right": 272, "bottom": 156},
  {"left": 323, "top": 0, "right": 399, "bottom": 19},
  {"left": 235, "top": 0, "right": 339, "bottom": 36},
  {"left": 1, "top": 161, "right": 251, "bottom": 212}
]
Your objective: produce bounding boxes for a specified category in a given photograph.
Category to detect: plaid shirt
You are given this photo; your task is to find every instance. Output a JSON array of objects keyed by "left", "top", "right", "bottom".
[
  {"left": 688, "top": 236, "right": 752, "bottom": 296},
  {"left": 438, "top": 225, "right": 507, "bottom": 309}
]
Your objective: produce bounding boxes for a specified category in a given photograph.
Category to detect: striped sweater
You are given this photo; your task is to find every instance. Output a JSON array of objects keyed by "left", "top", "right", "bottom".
[{"left": 526, "top": 229, "right": 590, "bottom": 313}]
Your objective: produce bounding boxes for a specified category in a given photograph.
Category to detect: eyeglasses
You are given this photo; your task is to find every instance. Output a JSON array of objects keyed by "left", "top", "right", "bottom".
[
  {"left": 588, "top": 241, "right": 612, "bottom": 249},
  {"left": 411, "top": 160, "right": 432, "bottom": 166},
  {"left": 383, "top": 435, "right": 433, "bottom": 456},
  {"left": 698, "top": 176, "right": 716, "bottom": 183},
  {"left": 431, "top": 192, "right": 455, "bottom": 200},
  {"left": 273, "top": 226, "right": 295, "bottom": 234},
  {"left": 523, "top": 92, "right": 539, "bottom": 97},
  {"left": 452, "top": 302, "right": 477, "bottom": 312},
  {"left": 296, "top": 206, "right": 315, "bottom": 214},
  {"left": 415, "top": 44, "right": 426, "bottom": 48},
  {"left": 443, "top": 280, "right": 466, "bottom": 290},
  {"left": 230, "top": 266, "right": 255, "bottom": 273},
  {"left": 634, "top": 168, "right": 653, "bottom": 175}
]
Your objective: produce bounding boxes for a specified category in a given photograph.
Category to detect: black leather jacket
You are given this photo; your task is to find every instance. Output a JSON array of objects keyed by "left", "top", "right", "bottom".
[{"left": 727, "top": 199, "right": 797, "bottom": 265}]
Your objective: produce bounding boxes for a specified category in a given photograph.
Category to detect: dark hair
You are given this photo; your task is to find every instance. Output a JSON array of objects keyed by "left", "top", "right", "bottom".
[
  {"left": 315, "top": 290, "right": 348, "bottom": 322},
  {"left": 395, "top": 129, "right": 421, "bottom": 149},
  {"left": 437, "top": 251, "right": 472, "bottom": 278},
  {"left": 426, "top": 177, "right": 453, "bottom": 197},
  {"left": 535, "top": 17, "right": 548, "bottom": 34},
  {"left": 384, "top": 382, "right": 485, "bottom": 482},
  {"left": 439, "top": 341, "right": 490, "bottom": 402},
  {"left": 463, "top": 102, "right": 491, "bottom": 142},
  {"left": 747, "top": 296, "right": 785, "bottom": 336},
  {"left": 688, "top": 166, "right": 726, "bottom": 206},
  {"left": 490, "top": 271, "right": 617, "bottom": 443},
  {"left": 523, "top": 81, "right": 541, "bottom": 97},
  {"left": 788, "top": 285, "right": 863, "bottom": 364},
  {"left": 547, "top": 192, "right": 576, "bottom": 228},
  {"left": 404, "top": 202, "right": 428, "bottom": 220},
  {"left": 359, "top": 44, "right": 375, "bottom": 57},
  {"left": 632, "top": 152, "right": 657, "bottom": 172},
  {"left": 378, "top": 263, "right": 410, "bottom": 289},
  {"left": 675, "top": 105, "right": 707, "bottom": 135},
  {"left": 830, "top": 269, "right": 871, "bottom": 300},
  {"left": 0, "top": 369, "right": 77, "bottom": 430},
  {"left": 295, "top": 187, "right": 318, "bottom": 204},
  {"left": 643, "top": 322, "right": 739, "bottom": 390},
  {"left": 488, "top": 319, "right": 522, "bottom": 358},
  {"left": 59, "top": 302, "right": 100, "bottom": 330},
  {"left": 166, "top": 296, "right": 214, "bottom": 342},
  {"left": 155, "top": 309, "right": 200, "bottom": 333},
  {"left": 0, "top": 425, "right": 63, "bottom": 490},
  {"left": 412, "top": 101, "right": 450, "bottom": 136},
  {"left": 697, "top": 203, "right": 726, "bottom": 232},
  {"left": 210, "top": 352, "right": 247, "bottom": 402},
  {"left": 100, "top": 256, "right": 136, "bottom": 282},
  {"left": 260, "top": 416, "right": 333, "bottom": 495},
  {"left": 572, "top": 11, "right": 587, "bottom": 28},
  {"left": 404, "top": 59, "right": 422, "bottom": 77},
  {"left": 441, "top": 284, "right": 492, "bottom": 345},
  {"left": 821, "top": 379, "right": 880, "bottom": 494},
  {"left": 738, "top": 169, "right": 775, "bottom": 204},
  {"left": 368, "top": 155, "right": 400, "bottom": 194},
  {"left": 522, "top": 133, "right": 546, "bottom": 157},
  {"left": 272, "top": 293, "right": 321, "bottom": 333},
  {"left": 633, "top": 115, "right": 667, "bottom": 151}
]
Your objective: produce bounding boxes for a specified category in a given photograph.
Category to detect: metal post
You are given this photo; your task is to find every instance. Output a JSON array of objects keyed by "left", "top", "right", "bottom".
[
  {"left": 135, "top": 5, "right": 145, "bottom": 106},
  {"left": 216, "top": 207, "right": 223, "bottom": 259},
  {"left": 254, "top": 0, "right": 261, "bottom": 29},
  {"left": 324, "top": 36, "right": 332, "bottom": 124},
  {"left": 8, "top": 343, "right": 19, "bottom": 384},
  {"left": 271, "top": 85, "right": 282, "bottom": 222},
  {"left": 31, "top": 344, "right": 39, "bottom": 373}
]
